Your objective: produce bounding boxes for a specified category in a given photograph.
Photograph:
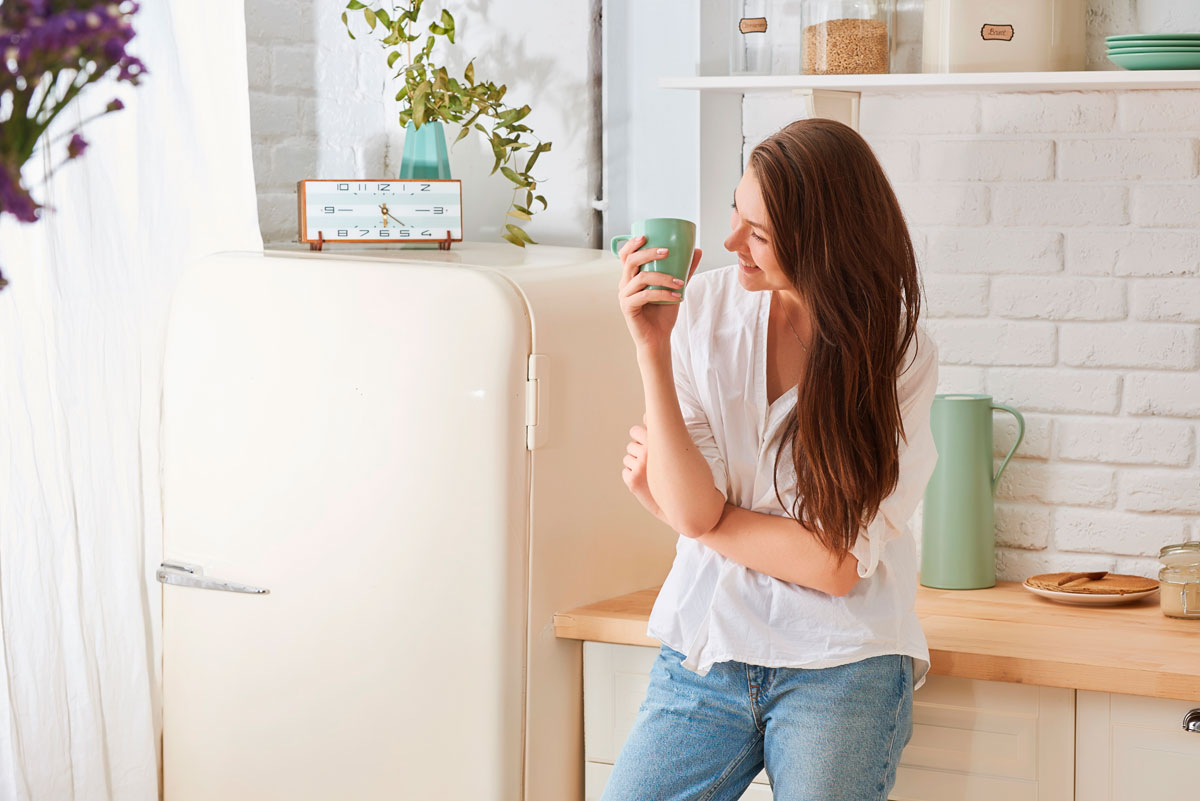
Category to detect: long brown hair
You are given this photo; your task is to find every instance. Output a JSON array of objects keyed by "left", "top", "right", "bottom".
[{"left": 750, "top": 118, "right": 921, "bottom": 567}]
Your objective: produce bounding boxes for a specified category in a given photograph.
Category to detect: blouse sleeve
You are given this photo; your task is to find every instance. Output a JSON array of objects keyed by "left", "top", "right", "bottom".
[
  {"left": 670, "top": 294, "right": 730, "bottom": 502},
  {"left": 849, "top": 330, "right": 940, "bottom": 579}
]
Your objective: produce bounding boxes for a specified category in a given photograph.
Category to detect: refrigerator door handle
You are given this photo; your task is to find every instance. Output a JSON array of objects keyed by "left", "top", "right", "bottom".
[{"left": 157, "top": 561, "right": 270, "bottom": 595}]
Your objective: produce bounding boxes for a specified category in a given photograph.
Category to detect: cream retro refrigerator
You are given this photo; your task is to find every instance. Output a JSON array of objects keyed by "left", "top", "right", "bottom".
[{"left": 158, "top": 244, "right": 676, "bottom": 801}]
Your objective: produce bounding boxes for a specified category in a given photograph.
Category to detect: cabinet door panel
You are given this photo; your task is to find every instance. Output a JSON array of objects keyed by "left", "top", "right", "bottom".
[{"left": 1076, "top": 690, "right": 1200, "bottom": 800}]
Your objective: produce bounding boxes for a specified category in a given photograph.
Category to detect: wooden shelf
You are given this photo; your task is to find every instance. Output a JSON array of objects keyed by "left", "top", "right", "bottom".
[{"left": 660, "top": 69, "right": 1200, "bottom": 93}]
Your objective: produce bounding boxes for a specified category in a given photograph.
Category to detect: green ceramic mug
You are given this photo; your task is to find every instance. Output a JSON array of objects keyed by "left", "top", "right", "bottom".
[{"left": 610, "top": 218, "right": 697, "bottom": 305}]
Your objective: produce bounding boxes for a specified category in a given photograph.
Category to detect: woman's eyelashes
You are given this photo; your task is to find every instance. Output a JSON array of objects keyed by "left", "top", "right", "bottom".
[{"left": 751, "top": 231, "right": 767, "bottom": 243}]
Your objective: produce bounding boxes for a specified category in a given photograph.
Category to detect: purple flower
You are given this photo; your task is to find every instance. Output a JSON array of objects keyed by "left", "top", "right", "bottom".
[
  {"left": 0, "top": 161, "right": 40, "bottom": 223},
  {"left": 106, "top": 98, "right": 124, "bottom": 112},
  {"left": 67, "top": 133, "right": 88, "bottom": 159}
]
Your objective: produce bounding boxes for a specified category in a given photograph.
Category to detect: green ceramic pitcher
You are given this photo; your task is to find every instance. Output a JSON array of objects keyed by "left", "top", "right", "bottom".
[{"left": 920, "top": 394, "right": 1024, "bottom": 590}]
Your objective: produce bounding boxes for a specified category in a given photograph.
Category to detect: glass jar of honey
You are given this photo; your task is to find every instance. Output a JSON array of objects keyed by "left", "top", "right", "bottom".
[{"left": 1158, "top": 542, "right": 1200, "bottom": 619}]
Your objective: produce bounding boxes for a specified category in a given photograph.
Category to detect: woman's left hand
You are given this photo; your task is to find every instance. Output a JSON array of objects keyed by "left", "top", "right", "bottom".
[{"left": 622, "top": 414, "right": 671, "bottom": 527}]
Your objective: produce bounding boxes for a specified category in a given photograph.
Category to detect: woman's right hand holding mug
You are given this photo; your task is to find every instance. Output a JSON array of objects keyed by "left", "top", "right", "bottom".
[{"left": 616, "top": 235, "right": 701, "bottom": 353}]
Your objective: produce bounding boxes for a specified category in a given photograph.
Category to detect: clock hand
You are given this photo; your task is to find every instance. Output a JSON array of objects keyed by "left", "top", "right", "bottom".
[{"left": 379, "top": 203, "right": 406, "bottom": 227}]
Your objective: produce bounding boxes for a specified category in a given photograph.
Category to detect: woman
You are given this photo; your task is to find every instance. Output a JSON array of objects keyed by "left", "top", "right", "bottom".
[{"left": 607, "top": 118, "right": 938, "bottom": 801}]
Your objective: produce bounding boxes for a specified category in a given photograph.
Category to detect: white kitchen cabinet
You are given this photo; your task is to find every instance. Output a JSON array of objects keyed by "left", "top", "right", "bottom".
[
  {"left": 1075, "top": 690, "right": 1200, "bottom": 800},
  {"left": 584, "top": 642, "right": 1074, "bottom": 801}
]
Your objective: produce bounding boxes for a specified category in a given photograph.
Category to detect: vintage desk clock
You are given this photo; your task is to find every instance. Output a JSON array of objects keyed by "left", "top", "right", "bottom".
[{"left": 297, "top": 178, "right": 464, "bottom": 250}]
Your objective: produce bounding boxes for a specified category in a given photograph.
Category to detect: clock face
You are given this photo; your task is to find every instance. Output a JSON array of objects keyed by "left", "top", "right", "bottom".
[{"left": 297, "top": 179, "right": 463, "bottom": 244}]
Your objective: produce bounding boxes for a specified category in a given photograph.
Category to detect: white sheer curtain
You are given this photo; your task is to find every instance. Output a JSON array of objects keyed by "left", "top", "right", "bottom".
[{"left": 0, "top": 2, "right": 262, "bottom": 799}]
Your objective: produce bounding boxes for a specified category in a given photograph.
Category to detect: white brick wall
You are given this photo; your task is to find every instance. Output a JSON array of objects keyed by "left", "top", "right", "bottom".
[
  {"left": 244, "top": 0, "right": 595, "bottom": 247},
  {"left": 744, "top": 80, "right": 1200, "bottom": 581}
]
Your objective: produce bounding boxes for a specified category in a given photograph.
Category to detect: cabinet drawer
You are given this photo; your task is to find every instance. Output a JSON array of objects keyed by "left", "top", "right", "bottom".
[
  {"left": 893, "top": 675, "right": 1074, "bottom": 801},
  {"left": 1076, "top": 690, "right": 1200, "bottom": 800},
  {"left": 583, "top": 642, "right": 1074, "bottom": 801}
]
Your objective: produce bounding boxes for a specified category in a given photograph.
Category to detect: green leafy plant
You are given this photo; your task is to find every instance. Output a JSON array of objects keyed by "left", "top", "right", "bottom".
[{"left": 342, "top": 0, "right": 551, "bottom": 247}]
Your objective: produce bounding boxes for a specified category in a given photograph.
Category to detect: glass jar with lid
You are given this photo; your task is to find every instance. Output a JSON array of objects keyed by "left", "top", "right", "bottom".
[
  {"left": 802, "top": 0, "right": 892, "bottom": 75},
  {"left": 1158, "top": 542, "right": 1200, "bottom": 619}
]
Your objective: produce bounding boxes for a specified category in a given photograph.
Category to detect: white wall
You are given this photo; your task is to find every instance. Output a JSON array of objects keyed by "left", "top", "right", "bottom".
[
  {"left": 245, "top": 0, "right": 597, "bottom": 247},
  {"left": 743, "top": 1, "right": 1200, "bottom": 579}
]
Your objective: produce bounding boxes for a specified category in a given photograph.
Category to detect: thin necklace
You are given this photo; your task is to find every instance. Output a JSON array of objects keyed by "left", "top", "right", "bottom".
[{"left": 775, "top": 291, "right": 809, "bottom": 353}]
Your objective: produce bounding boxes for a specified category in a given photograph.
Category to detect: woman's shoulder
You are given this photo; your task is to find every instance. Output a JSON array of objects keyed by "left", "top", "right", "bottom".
[{"left": 680, "top": 263, "right": 752, "bottom": 324}]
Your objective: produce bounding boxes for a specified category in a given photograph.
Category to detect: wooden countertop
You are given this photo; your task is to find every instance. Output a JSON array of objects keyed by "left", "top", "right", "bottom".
[{"left": 553, "top": 580, "right": 1200, "bottom": 701}]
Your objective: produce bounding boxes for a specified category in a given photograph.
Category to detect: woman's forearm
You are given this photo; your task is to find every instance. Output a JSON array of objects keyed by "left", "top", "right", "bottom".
[
  {"left": 697, "top": 504, "right": 860, "bottom": 597},
  {"left": 638, "top": 345, "right": 725, "bottom": 537}
]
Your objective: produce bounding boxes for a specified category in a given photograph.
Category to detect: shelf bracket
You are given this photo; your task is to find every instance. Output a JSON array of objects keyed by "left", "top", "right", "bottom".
[{"left": 791, "top": 89, "right": 861, "bottom": 131}]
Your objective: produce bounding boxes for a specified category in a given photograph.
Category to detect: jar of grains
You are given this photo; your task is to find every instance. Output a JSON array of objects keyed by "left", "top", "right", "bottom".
[
  {"left": 802, "top": 0, "right": 892, "bottom": 75},
  {"left": 1158, "top": 542, "right": 1200, "bottom": 620}
]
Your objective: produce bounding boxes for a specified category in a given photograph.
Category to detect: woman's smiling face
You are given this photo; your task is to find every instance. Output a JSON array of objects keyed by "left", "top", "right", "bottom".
[{"left": 724, "top": 167, "right": 791, "bottom": 293}]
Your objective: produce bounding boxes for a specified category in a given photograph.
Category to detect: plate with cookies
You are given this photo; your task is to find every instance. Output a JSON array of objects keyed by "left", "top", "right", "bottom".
[{"left": 1022, "top": 571, "right": 1160, "bottom": 605}]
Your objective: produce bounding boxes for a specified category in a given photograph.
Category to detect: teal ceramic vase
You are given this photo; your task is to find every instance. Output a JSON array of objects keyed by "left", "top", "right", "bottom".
[{"left": 399, "top": 120, "right": 451, "bottom": 180}]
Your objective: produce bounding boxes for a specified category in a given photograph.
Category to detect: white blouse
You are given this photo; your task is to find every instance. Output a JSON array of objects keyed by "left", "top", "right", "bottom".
[{"left": 646, "top": 263, "right": 939, "bottom": 691}]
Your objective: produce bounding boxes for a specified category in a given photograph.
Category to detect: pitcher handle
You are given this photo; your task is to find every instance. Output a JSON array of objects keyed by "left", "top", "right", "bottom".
[{"left": 992, "top": 403, "right": 1025, "bottom": 491}]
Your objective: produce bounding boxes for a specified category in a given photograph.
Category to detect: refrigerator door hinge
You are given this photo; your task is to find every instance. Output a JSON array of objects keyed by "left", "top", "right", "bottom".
[{"left": 526, "top": 354, "right": 548, "bottom": 450}]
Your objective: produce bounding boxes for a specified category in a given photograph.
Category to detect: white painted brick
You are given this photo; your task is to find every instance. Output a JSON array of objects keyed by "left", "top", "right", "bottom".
[
  {"left": 987, "top": 368, "right": 1121, "bottom": 414},
  {"left": 926, "top": 320, "right": 1056, "bottom": 366},
  {"left": 248, "top": 92, "right": 301, "bottom": 139},
  {"left": 982, "top": 92, "right": 1115, "bottom": 134},
  {"left": 246, "top": 43, "right": 271, "bottom": 91},
  {"left": 923, "top": 229, "right": 1062, "bottom": 275},
  {"left": 1066, "top": 230, "right": 1200, "bottom": 277},
  {"left": 860, "top": 93, "right": 980, "bottom": 135},
  {"left": 1132, "top": 279, "right": 1200, "bottom": 323},
  {"left": 1121, "top": 470, "right": 1200, "bottom": 514},
  {"left": 1056, "top": 418, "right": 1195, "bottom": 466},
  {"left": 271, "top": 46, "right": 317, "bottom": 93},
  {"left": 920, "top": 140, "right": 1054, "bottom": 182},
  {"left": 924, "top": 275, "right": 988, "bottom": 317},
  {"left": 995, "top": 413, "right": 1051, "bottom": 460},
  {"left": 1059, "top": 138, "right": 1197, "bottom": 181},
  {"left": 992, "top": 185, "right": 1128, "bottom": 227},
  {"left": 270, "top": 141, "right": 320, "bottom": 188},
  {"left": 742, "top": 94, "right": 811, "bottom": 141},
  {"left": 866, "top": 139, "right": 917, "bottom": 183},
  {"left": 935, "top": 365, "right": 986, "bottom": 394},
  {"left": 995, "top": 461, "right": 1116, "bottom": 507},
  {"left": 994, "top": 503, "right": 1052, "bottom": 549},
  {"left": 256, "top": 192, "right": 299, "bottom": 244},
  {"left": 1125, "top": 373, "right": 1200, "bottom": 417},
  {"left": 1112, "top": 556, "right": 1163, "bottom": 580},
  {"left": 1056, "top": 508, "right": 1190, "bottom": 556},
  {"left": 245, "top": 1, "right": 311, "bottom": 43},
  {"left": 1132, "top": 184, "right": 1200, "bottom": 227},
  {"left": 1061, "top": 324, "right": 1198, "bottom": 370},
  {"left": 991, "top": 277, "right": 1125, "bottom": 321},
  {"left": 895, "top": 184, "right": 989, "bottom": 226},
  {"left": 996, "top": 549, "right": 1116, "bottom": 582},
  {"left": 1118, "top": 90, "right": 1200, "bottom": 132}
]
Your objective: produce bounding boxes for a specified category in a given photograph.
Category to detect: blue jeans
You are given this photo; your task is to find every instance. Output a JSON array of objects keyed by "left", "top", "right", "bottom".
[{"left": 600, "top": 644, "right": 914, "bottom": 801}]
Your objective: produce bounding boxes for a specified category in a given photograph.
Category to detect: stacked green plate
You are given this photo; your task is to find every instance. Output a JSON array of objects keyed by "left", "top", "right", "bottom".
[{"left": 1106, "top": 33, "right": 1200, "bottom": 69}]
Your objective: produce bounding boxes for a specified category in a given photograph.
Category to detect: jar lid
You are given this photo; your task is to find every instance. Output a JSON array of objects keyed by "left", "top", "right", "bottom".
[{"left": 1159, "top": 542, "right": 1200, "bottom": 565}]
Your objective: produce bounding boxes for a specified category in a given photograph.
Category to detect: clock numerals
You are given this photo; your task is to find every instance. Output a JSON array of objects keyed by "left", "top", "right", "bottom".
[
  {"left": 337, "top": 183, "right": 349, "bottom": 191},
  {"left": 359, "top": 229, "right": 370, "bottom": 237},
  {"left": 379, "top": 229, "right": 390, "bottom": 238},
  {"left": 434, "top": 206, "right": 444, "bottom": 215},
  {"left": 398, "top": 230, "right": 410, "bottom": 238},
  {"left": 337, "top": 229, "right": 348, "bottom": 237},
  {"left": 420, "top": 229, "right": 431, "bottom": 237},
  {"left": 420, "top": 183, "right": 431, "bottom": 192},
  {"left": 324, "top": 206, "right": 335, "bottom": 214},
  {"left": 379, "top": 184, "right": 390, "bottom": 192}
]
